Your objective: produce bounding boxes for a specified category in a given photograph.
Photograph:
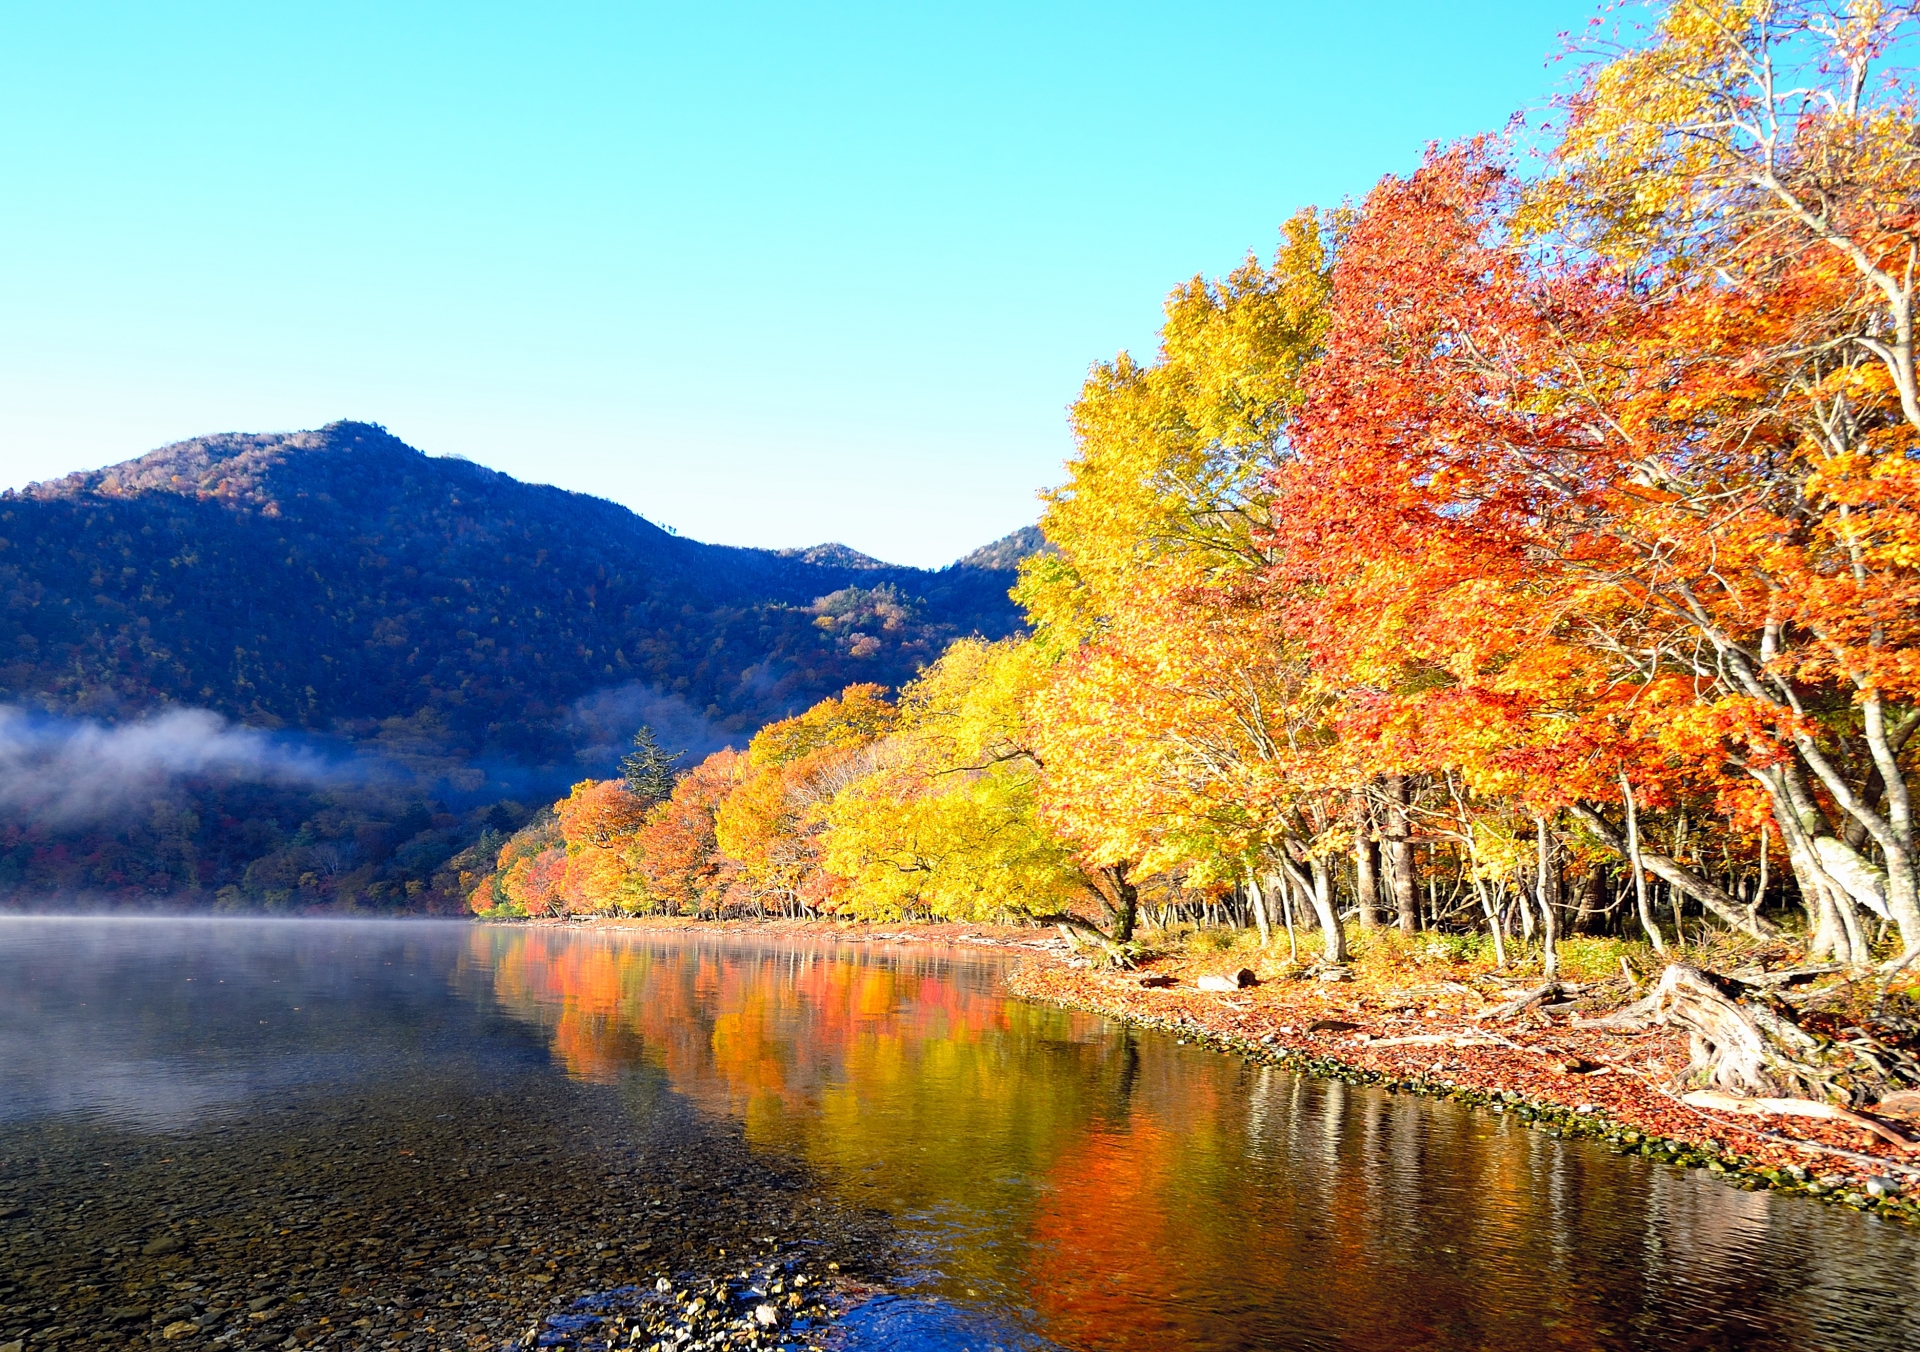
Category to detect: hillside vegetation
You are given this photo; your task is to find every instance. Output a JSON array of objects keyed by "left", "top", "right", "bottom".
[
  {"left": 0, "top": 422, "right": 1037, "bottom": 909},
  {"left": 1, "top": 421, "right": 1027, "bottom": 751}
]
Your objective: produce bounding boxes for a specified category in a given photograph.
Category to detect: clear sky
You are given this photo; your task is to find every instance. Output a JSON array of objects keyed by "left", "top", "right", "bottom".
[{"left": 0, "top": 1, "right": 1598, "bottom": 567}]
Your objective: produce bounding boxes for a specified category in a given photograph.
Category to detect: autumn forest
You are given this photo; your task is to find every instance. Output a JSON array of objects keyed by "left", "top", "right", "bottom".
[{"left": 465, "top": 5, "right": 1920, "bottom": 986}]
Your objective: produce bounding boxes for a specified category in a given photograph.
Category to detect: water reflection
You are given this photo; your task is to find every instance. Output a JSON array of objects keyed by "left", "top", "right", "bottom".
[
  {"left": 467, "top": 927, "right": 1920, "bottom": 1352},
  {"left": 0, "top": 916, "right": 497, "bottom": 1128},
  {"left": 4, "top": 918, "right": 1917, "bottom": 1352}
]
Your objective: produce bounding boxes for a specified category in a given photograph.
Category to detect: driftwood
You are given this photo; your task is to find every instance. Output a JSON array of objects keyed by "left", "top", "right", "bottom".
[
  {"left": 1196, "top": 969, "right": 1258, "bottom": 993},
  {"left": 1573, "top": 992, "right": 1659, "bottom": 1032},
  {"left": 1744, "top": 1131, "right": 1920, "bottom": 1178},
  {"left": 1361, "top": 1033, "right": 1513, "bottom": 1049},
  {"left": 1680, "top": 1091, "right": 1920, "bottom": 1154},
  {"left": 1876, "top": 1089, "right": 1920, "bottom": 1121},
  {"left": 1472, "top": 983, "right": 1559, "bottom": 1023},
  {"left": 1725, "top": 964, "right": 1847, "bottom": 989}
]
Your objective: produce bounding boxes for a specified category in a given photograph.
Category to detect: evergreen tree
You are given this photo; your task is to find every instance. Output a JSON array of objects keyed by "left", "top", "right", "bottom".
[{"left": 621, "top": 725, "right": 681, "bottom": 805}]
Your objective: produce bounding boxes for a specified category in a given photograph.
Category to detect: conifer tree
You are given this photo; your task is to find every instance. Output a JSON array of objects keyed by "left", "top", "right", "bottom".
[{"left": 621, "top": 726, "right": 682, "bottom": 805}]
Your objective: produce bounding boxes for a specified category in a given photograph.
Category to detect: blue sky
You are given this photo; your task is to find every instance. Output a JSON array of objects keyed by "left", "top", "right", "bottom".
[{"left": 0, "top": 1, "right": 1598, "bottom": 567}]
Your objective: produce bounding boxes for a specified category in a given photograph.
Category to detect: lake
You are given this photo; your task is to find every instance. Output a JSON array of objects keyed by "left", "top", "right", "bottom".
[{"left": 2, "top": 917, "right": 1916, "bottom": 1351}]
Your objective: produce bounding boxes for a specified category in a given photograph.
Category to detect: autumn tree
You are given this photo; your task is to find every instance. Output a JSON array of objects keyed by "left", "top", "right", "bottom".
[
  {"left": 821, "top": 638, "right": 1109, "bottom": 929},
  {"left": 1023, "top": 208, "right": 1357, "bottom": 959},
  {"left": 713, "top": 685, "right": 897, "bottom": 917},
  {"left": 1521, "top": 0, "right": 1920, "bottom": 957},
  {"left": 636, "top": 749, "right": 742, "bottom": 917},
  {"left": 553, "top": 778, "right": 650, "bottom": 914}
]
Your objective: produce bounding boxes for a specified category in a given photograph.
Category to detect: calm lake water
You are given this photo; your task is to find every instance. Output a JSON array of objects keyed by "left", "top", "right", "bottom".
[{"left": 3, "top": 918, "right": 1918, "bottom": 1352}]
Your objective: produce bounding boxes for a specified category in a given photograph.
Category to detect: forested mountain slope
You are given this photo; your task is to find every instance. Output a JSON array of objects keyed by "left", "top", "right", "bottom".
[
  {"left": 0, "top": 421, "right": 1040, "bottom": 910},
  {"left": 1, "top": 421, "right": 1031, "bottom": 755}
]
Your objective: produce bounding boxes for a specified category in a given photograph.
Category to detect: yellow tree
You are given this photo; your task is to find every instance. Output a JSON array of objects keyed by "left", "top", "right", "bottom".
[
  {"left": 1021, "top": 207, "right": 1354, "bottom": 956},
  {"left": 821, "top": 638, "right": 1113, "bottom": 929},
  {"left": 1030, "top": 579, "right": 1351, "bottom": 961}
]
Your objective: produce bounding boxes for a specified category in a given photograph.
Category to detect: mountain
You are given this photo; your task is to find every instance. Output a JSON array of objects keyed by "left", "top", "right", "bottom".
[
  {"left": 1, "top": 421, "right": 1041, "bottom": 754},
  {"left": 0, "top": 421, "right": 1047, "bottom": 911},
  {"left": 956, "top": 524, "right": 1051, "bottom": 571}
]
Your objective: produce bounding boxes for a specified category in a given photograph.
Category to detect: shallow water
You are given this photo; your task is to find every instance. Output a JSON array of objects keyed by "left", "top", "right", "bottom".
[{"left": 3, "top": 918, "right": 1918, "bottom": 1351}]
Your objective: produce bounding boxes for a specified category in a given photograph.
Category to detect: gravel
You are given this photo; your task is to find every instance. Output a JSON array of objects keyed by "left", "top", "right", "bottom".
[{"left": 0, "top": 1060, "right": 893, "bottom": 1350}]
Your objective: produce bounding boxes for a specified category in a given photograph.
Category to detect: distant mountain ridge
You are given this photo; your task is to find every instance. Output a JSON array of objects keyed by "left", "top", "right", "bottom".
[
  {"left": 956, "top": 524, "right": 1050, "bottom": 571},
  {"left": 1, "top": 421, "right": 1043, "bottom": 759}
]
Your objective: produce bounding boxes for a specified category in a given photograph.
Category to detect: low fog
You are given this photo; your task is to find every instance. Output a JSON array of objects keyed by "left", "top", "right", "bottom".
[{"left": 0, "top": 705, "right": 344, "bottom": 827}]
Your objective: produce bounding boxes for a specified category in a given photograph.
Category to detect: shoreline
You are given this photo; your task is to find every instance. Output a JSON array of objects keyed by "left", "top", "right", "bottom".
[
  {"left": 1008, "top": 955, "right": 1920, "bottom": 1224},
  {"left": 529, "top": 913, "right": 1920, "bottom": 1221},
  {"left": 504, "top": 912, "right": 1070, "bottom": 953}
]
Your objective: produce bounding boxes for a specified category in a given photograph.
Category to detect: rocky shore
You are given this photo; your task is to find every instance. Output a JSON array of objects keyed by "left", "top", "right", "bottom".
[{"left": 0, "top": 1053, "right": 893, "bottom": 1350}]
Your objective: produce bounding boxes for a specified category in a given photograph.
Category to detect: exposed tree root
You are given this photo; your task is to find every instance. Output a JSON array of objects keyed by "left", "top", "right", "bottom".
[
  {"left": 1652, "top": 963, "right": 1920, "bottom": 1110},
  {"left": 1044, "top": 916, "right": 1137, "bottom": 969}
]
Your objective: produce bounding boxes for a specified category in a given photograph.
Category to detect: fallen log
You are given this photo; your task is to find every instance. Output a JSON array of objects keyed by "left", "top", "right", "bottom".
[
  {"left": 1680, "top": 1091, "right": 1920, "bottom": 1154},
  {"left": 1571, "top": 992, "right": 1657, "bottom": 1031},
  {"left": 1745, "top": 1130, "right": 1920, "bottom": 1178},
  {"left": 1361, "top": 1034, "right": 1513, "bottom": 1049},
  {"left": 1875, "top": 1089, "right": 1920, "bottom": 1121}
]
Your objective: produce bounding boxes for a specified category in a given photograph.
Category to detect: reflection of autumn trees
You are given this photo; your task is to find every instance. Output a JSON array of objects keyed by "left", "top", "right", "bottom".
[{"left": 463, "top": 931, "right": 1853, "bottom": 1350}]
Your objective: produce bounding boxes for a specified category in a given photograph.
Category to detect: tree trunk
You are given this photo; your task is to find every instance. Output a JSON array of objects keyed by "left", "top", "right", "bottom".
[
  {"left": 1473, "top": 875, "right": 1507, "bottom": 968},
  {"left": 1566, "top": 802, "right": 1774, "bottom": 938},
  {"left": 1309, "top": 855, "right": 1348, "bottom": 964},
  {"left": 1754, "top": 761, "right": 1883, "bottom": 959},
  {"left": 1573, "top": 868, "right": 1604, "bottom": 935},
  {"left": 1382, "top": 774, "right": 1419, "bottom": 934},
  {"left": 1246, "top": 867, "right": 1271, "bottom": 947},
  {"left": 1620, "top": 775, "right": 1667, "bottom": 955},
  {"left": 1535, "top": 815, "right": 1559, "bottom": 982},
  {"left": 1352, "top": 790, "right": 1382, "bottom": 929},
  {"left": 1103, "top": 864, "right": 1140, "bottom": 946},
  {"left": 1267, "top": 869, "right": 1300, "bottom": 964}
]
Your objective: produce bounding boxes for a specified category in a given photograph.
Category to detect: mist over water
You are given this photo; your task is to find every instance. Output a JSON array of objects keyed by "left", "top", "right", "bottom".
[
  {"left": 4, "top": 917, "right": 1918, "bottom": 1352},
  {"left": 0, "top": 707, "right": 347, "bottom": 826}
]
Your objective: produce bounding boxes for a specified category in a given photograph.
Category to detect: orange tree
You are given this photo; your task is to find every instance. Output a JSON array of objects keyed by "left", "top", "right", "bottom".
[
  {"left": 712, "top": 685, "right": 897, "bottom": 918},
  {"left": 552, "top": 778, "right": 650, "bottom": 914},
  {"left": 1522, "top": 0, "right": 1920, "bottom": 956},
  {"left": 1274, "top": 4, "right": 1920, "bottom": 959},
  {"left": 636, "top": 749, "right": 743, "bottom": 916}
]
